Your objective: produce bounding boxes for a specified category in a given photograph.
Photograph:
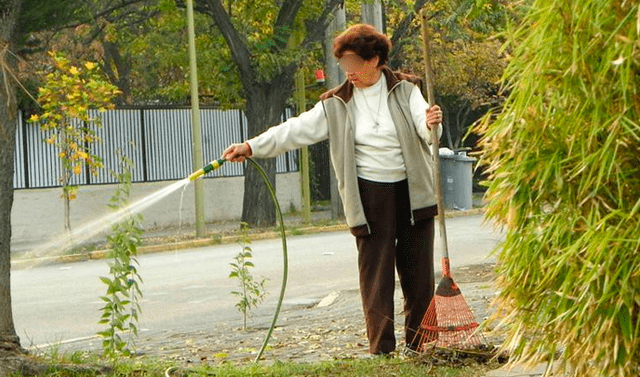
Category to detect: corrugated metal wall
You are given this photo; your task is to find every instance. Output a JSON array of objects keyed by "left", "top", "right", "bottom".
[{"left": 14, "top": 106, "right": 298, "bottom": 189}]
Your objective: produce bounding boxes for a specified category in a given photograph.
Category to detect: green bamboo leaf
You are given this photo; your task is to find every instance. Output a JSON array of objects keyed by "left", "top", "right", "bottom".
[{"left": 618, "top": 304, "right": 632, "bottom": 341}]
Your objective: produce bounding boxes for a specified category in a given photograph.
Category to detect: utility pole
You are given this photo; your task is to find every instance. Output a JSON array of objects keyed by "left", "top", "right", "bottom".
[
  {"left": 186, "top": 0, "right": 206, "bottom": 237},
  {"left": 324, "top": 1, "right": 346, "bottom": 220},
  {"left": 324, "top": 4, "right": 346, "bottom": 88},
  {"left": 294, "top": 32, "right": 312, "bottom": 223},
  {"left": 361, "top": 0, "right": 384, "bottom": 31}
]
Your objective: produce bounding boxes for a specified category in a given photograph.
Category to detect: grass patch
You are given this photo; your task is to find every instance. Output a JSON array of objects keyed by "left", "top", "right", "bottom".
[
  {"left": 192, "top": 358, "right": 492, "bottom": 376},
  {"left": 15, "top": 352, "right": 495, "bottom": 377}
]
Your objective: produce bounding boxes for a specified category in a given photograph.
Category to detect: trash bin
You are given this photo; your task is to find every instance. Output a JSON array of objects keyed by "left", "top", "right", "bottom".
[{"left": 439, "top": 149, "right": 476, "bottom": 210}]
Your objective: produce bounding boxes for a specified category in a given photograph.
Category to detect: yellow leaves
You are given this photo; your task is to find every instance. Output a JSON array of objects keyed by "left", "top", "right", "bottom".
[{"left": 31, "top": 51, "right": 119, "bottom": 186}]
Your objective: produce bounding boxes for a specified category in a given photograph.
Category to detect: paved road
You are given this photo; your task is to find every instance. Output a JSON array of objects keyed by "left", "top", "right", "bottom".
[{"left": 11, "top": 214, "right": 502, "bottom": 349}]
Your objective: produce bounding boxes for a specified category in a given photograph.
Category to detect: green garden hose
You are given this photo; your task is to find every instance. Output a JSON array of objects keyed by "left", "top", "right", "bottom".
[
  {"left": 246, "top": 157, "right": 288, "bottom": 363},
  {"left": 189, "top": 157, "right": 288, "bottom": 363}
]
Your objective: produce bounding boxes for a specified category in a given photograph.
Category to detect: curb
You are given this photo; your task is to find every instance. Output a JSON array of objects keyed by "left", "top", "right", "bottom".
[
  {"left": 12, "top": 208, "right": 484, "bottom": 268},
  {"left": 10, "top": 224, "right": 352, "bottom": 269}
]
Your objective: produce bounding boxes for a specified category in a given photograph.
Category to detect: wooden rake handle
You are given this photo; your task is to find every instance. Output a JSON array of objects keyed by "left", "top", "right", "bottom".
[{"left": 420, "top": 8, "right": 450, "bottom": 262}]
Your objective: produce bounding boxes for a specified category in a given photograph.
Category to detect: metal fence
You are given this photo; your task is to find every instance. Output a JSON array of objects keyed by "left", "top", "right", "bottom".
[{"left": 13, "top": 106, "right": 298, "bottom": 189}]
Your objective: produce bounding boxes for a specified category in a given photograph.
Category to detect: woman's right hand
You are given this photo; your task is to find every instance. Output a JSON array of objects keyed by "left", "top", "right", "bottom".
[{"left": 222, "top": 142, "right": 252, "bottom": 162}]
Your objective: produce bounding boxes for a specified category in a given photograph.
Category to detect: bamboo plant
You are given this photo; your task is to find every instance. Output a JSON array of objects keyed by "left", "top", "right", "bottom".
[{"left": 475, "top": 1, "right": 640, "bottom": 376}]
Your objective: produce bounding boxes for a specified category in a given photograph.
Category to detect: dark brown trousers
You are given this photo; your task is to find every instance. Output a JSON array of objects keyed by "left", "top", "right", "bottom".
[{"left": 355, "top": 178, "right": 435, "bottom": 354}]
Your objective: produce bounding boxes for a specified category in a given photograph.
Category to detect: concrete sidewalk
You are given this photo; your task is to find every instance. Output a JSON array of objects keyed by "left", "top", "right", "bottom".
[{"left": 486, "top": 362, "right": 562, "bottom": 377}]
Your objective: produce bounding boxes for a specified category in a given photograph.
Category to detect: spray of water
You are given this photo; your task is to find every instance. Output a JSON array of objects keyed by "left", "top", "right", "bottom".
[{"left": 26, "top": 178, "right": 192, "bottom": 261}]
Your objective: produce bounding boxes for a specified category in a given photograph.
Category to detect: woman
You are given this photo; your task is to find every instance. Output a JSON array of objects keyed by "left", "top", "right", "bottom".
[{"left": 223, "top": 24, "right": 442, "bottom": 356}]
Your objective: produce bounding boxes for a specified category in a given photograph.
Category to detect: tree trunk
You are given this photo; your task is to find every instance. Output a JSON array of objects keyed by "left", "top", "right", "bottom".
[
  {"left": 102, "top": 41, "right": 132, "bottom": 105},
  {"left": 457, "top": 105, "right": 472, "bottom": 148},
  {"left": 242, "top": 156, "right": 277, "bottom": 227},
  {"left": 441, "top": 103, "right": 454, "bottom": 150},
  {"left": 241, "top": 73, "right": 295, "bottom": 227},
  {"left": 388, "top": 0, "right": 428, "bottom": 69},
  {"left": 58, "top": 135, "right": 72, "bottom": 234},
  {"left": 0, "top": 0, "right": 25, "bottom": 364},
  {"left": 204, "top": 0, "right": 345, "bottom": 227},
  {"left": 454, "top": 103, "right": 471, "bottom": 149},
  {"left": 64, "top": 187, "right": 71, "bottom": 233},
  {"left": 61, "top": 142, "right": 72, "bottom": 233}
]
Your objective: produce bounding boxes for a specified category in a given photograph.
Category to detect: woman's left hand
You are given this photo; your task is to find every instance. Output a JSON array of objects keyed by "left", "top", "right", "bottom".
[{"left": 426, "top": 105, "right": 442, "bottom": 130}]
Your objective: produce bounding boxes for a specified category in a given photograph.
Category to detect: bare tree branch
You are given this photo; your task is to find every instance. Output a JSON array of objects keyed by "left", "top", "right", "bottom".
[
  {"left": 274, "top": 0, "right": 302, "bottom": 34},
  {"left": 273, "top": 0, "right": 342, "bottom": 51},
  {"left": 302, "top": 0, "right": 344, "bottom": 48},
  {"left": 388, "top": 0, "right": 438, "bottom": 69},
  {"left": 0, "top": 0, "right": 23, "bottom": 37},
  {"left": 61, "top": 0, "right": 151, "bottom": 31},
  {"left": 201, "top": 0, "right": 255, "bottom": 89},
  {"left": 390, "top": 0, "right": 429, "bottom": 46}
]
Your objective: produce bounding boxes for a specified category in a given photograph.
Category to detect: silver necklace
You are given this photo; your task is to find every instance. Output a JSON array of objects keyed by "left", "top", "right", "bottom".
[{"left": 361, "top": 83, "right": 384, "bottom": 129}]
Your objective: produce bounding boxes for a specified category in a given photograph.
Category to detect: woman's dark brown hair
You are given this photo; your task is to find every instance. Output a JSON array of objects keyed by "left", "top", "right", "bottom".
[{"left": 333, "top": 24, "right": 392, "bottom": 67}]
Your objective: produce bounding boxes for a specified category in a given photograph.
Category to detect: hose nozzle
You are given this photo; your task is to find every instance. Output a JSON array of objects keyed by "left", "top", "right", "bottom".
[{"left": 188, "top": 158, "right": 226, "bottom": 181}]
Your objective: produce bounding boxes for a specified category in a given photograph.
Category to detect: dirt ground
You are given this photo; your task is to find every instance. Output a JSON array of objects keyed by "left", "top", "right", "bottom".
[{"left": 123, "top": 263, "right": 500, "bottom": 367}]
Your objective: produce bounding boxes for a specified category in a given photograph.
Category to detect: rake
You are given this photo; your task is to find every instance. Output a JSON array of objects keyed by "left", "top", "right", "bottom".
[{"left": 413, "top": 8, "right": 485, "bottom": 352}]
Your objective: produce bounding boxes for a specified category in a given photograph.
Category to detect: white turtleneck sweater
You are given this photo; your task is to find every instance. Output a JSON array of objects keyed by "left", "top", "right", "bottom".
[{"left": 352, "top": 73, "right": 431, "bottom": 182}]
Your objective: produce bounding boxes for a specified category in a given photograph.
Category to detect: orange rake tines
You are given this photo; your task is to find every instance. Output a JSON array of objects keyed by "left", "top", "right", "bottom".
[{"left": 414, "top": 258, "right": 484, "bottom": 351}]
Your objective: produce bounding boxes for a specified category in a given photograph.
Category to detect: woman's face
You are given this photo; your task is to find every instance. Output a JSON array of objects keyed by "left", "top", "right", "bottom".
[{"left": 337, "top": 51, "right": 381, "bottom": 88}]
